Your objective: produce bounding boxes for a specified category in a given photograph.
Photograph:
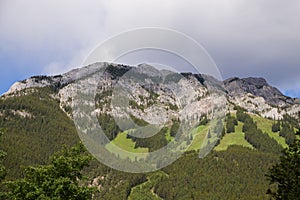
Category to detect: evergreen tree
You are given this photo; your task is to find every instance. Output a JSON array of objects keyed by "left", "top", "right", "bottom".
[
  {"left": 0, "top": 129, "right": 6, "bottom": 182},
  {"left": 242, "top": 116, "right": 255, "bottom": 133},
  {"left": 226, "top": 114, "right": 237, "bottom": 133},
  {"left": 236, "top": 107, "right": 247, "bottom": 122},
  {"left": 170, "top": 119, "right": 180, "bottom": 137},
  {"left": 221, "top": 127, "right": 226, "bottom": 138},
  {"left": 266, "top": 139, "right": 300, "bottom": 200},
  {"left": 0, "top": 129, "right": 6, "bottom": 199},
  {"left": 272, "top": 121, "right": 281, "bottom": 132},
  {"left": 242, "top": 114, "right": 282, "bottom": 154},
  {"left": 279, "top": 122, "right": 296, "bottom": 145},
  {"left": 207, "top": 130, "right": 211, "bottom": 139},
  {"left": 226, "top": 121, "right": 235, "bottom": 133}
]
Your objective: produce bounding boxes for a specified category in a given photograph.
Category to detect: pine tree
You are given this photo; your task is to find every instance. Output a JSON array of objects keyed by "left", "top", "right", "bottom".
[
  {"left": 266, "top": 139, "right": 300, "bottom": 200},
  {"left": 0, "top": 129, "right": 7, "bottom": 199},
  {"left": 226, "top": 114, "right": 237, "bottom": 133},
  {"left": 207, "top": 130, "right": 211, "bottom": 139},
  {"left": 0, "top": 129, "right": 6, "bottom": 182},
  {"left": 236, "top": 107, "right": 247, "bottom": 122},
  {"left": 272, "top": 121, "right": 281, "bottom": 132}
]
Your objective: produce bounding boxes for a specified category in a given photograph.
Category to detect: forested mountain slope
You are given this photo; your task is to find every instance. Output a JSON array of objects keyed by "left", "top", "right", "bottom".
[{"left": 0, "top": 63, "right": 299, "bottom": 199}]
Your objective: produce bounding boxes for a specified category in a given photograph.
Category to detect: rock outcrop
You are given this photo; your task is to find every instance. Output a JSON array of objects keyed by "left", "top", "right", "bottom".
[{"left": 3, "top": 62, "right": 300, "bottom": 120}]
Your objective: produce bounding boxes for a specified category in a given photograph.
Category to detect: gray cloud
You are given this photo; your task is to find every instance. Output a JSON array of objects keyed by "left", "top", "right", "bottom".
[{"left": 0, "top": 0, "right": 299, "bottom": 95}]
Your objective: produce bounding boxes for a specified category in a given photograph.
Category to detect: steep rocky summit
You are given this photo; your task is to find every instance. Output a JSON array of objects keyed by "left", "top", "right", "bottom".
[{"left": 224, "top": 77, "right": 296, "bottom": 106}]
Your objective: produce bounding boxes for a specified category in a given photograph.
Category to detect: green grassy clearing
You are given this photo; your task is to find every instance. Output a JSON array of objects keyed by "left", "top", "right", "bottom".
[
  {"left": 251, "top": 115, "right": 288, "bottom": 148},
  {"left": 105, "top": 114, "right": 288, "bottom": 158},
  {"left": 105, "top": 131, "right": 148, "bottom": 161},
  {"left": 215, "top": 121, "right": 253, "bottom": 151},
  {"left": 188, "top": 125, "right": 208, "bottom": 151}
]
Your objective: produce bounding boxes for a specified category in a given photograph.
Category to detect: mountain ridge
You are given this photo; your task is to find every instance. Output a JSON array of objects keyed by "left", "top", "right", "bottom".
[{"left": 3, "top": 62, "right": 299, "bottom": 121}]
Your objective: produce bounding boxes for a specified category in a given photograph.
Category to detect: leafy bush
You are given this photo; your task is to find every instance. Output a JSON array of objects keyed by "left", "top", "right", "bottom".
[{"left": 4, "top": 143, "right": 97, "bottom": 200}]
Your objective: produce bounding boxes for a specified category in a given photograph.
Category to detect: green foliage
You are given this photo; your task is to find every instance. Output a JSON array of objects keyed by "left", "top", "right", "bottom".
[
  {"left": 129, "top": 100, "right": 145, "bottom": 111},
  {"left": 1, "top": 87, "right": 298, "bottom": 199},
  {"left": 105, "top": 131, "right": 148, "bottom": 161},
  {"left": 215, "top": 121, "right": 254, "bottom": 151},
  {"left": 198, "top": 115, "right": 208, "bottom": 126},
  {"left": 226, "top": 121, "right": 235, "bottom": 133},
  {"left": 0, "top": 129, "right": 6, "bottom": 183},
  {"left": 272, "top": 121, "right": 281, "bottom": 132},
  {"left": 4, "top": 143, "right": 97, "bottom": 200},
  {"left": 129, "top": 114, "right": 149, "bottom": 127},
  {"left": 242, "top": 116, "right": 255, "bottom": 133},
  {"left": 226, "top": 114, "right": 237, "bottom": 133},
  {"left": 128, "top": 172, "right": 166, "bottom": 200},
  {"left": 241, "top": 112, "right": 283, "bottom": 154},
  {"left": 168, "top": 103, "right": 178, "bottom": 111},
  {"left": 236, "top": 106, "right": 247, "bottom": 122},
  {"left": 146, "top": 91, "right": 159, "bottom": 108},
  {"left": 86, "top": 161, "right": 147, "bottom": 200},
  {"left": 0, "top": 129, "right": 6, "bottom": 199},
  {"left": 282, "top": 114, "right": 300, "bottom": 129},
  {"left": 95, "top": 89, "right": 112, "bottom": 109},
  {"left": 170, "top": 119, "right": 180, "bottom": 137},
  {"left": 252, "top": 115, "right": 287, "bottom": 148},
  {"left": 221, "top": 127, "right": 226, "bottom": 138},
  {"left": 266, "top": 139, "right": 300, "bottom": 200},
  {"left": 154, "top": 146, "right": 278, "bottom": 200},
  {"left": 97, "top": 113, "right": 121, "bottom": 140},
  {"left": 0, "top": 88, "right": 80, "bottom": 179},
  {"left": 279, "top": 122, "right": 296, "bottom": 146},
  {"left": 207, "top": 129, "right": 211, "bottom": 139},
  {"left": 129, "top": 127, "right": 168, "bottom": 152}
]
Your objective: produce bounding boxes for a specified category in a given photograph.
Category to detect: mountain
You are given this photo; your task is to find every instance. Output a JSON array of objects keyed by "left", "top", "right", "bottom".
[
  {"left": 0, "top": 62, "right": 299, "bottom": 199},
  {"left": 224, "top": 77, "right": 300, "bottom": 119},
  {"left": 4, "top": 62, "right": 300, "bottom": 120}
]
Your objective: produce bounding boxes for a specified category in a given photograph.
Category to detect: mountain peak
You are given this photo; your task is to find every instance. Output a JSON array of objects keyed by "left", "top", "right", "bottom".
[
  {"left": 223, "top": 76, "right": 295, "bottom": 106},
  {"left": 225, "top": 77, "right": 269, "bottom": 88},
  {"left": 242, "top": 77, "right": 268, "bottom": 88}
]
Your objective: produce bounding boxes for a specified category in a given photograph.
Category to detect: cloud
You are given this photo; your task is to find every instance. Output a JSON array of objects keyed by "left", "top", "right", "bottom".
[
  {"left": 0, "top": 0, "right": 106, "bottom": 48},
  {"left": 42, "top": 61, "right": 66, "bottom": 76},
  {"left": 0, "top": 0, "right": 299, "bottom": 95}
]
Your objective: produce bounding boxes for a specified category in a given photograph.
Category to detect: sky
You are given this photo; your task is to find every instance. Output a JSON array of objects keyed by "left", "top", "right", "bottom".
[{"left": 0, "top": 0, "right": 299, "bottom": 97}]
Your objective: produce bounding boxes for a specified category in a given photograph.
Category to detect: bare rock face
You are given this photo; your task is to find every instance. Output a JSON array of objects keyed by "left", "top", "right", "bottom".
[
  {"left": 65, "top": 63, "right": 223, "bottom": 127},
  {"left": 4, "top": 62, "right": 112, "bottom": 96},
  {"left": 224, "top": 77, "right": 291, "bottom": 106},
  {"left": 224, "top": 77, "right": 300, "bottom": 119},
  {"left": 3, "top": 62, "right": 300, "bottom": 121}
]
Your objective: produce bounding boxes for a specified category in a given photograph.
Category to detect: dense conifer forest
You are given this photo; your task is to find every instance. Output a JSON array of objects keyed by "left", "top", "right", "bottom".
[{"left": 0, "top": 87, "right": 299, "bottom": 199}]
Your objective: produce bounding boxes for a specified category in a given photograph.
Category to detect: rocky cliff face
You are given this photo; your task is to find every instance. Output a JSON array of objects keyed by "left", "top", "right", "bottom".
[
  {"left": 3, "top": 62, "right": 300, "bottom": 121},
  {"left": 59, "top": 63, "right": 225, "bottom": 131},
  {"left": 224, "top": 77, "right": 296, "bottom": 106},
  {"left": 224, "top": 77, "right": 300, "bottom": 119},
  {"left": 4, "top": 63, "right": 113, "bottom": 95}
]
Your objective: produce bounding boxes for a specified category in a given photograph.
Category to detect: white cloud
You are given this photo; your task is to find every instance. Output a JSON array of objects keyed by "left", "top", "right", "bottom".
[
  {"left": 42, "top": 61, "right": 66, "bottom": 75},
  {"left": 0, "top": 0, "right": 299, "bottom": 94},
  {"left": 0, "top": 0, "right": 106, "bottom": 47}
]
